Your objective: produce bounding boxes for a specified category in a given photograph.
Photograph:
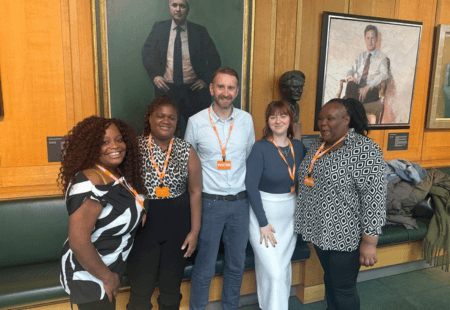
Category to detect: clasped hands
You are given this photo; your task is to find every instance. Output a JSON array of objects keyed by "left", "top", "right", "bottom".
[
  {"left": 153, "top": 76, "right": 207, "bottom": 92},
  {"left": 346, "top": 77, "right": 371, "bottom": 102}
]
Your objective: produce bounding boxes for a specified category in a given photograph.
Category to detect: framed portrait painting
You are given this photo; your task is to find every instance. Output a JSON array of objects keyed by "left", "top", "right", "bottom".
[
  {"left": 426, "top": 24, "right": 450, "bottom": 129},
  {"left": 93, "top": 0, "right": 254, "bottom": 134},
  {"left": 315, "top": 12, "right": 422, "bottom": 130}
]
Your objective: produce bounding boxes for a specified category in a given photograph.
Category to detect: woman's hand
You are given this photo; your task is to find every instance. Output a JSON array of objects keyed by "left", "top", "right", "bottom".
[
  {"left": 260, "top": 223, "right": 277, "bottom": 248},
  {"left": 359, "top": 235, "right": 378, "bottom": 267},
  {"left": 103, "top": 271, "right": 120, "bottom": 302},
  {"left": 182, "top": 231, "right": 199, "bottom": 258}
]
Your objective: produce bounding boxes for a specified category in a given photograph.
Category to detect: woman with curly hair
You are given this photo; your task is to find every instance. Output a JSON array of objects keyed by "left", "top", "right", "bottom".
[
  {"left": 126, "top": 95, "right": 202, "bottom": 310},
  {"left": 58, "top": 116, "right": 147, "bottom": 310}
]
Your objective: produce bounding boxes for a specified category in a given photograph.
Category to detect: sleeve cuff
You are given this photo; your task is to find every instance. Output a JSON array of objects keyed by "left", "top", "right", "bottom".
[{"left": 363, "top": 227, "right": 383, "bottom": 236}]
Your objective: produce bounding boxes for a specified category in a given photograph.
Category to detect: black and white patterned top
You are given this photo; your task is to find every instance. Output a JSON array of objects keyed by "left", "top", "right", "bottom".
[
  {"left": 139, "top": 135, "right": 191, "bottom": 199},
  {"left": 294, "top": 128, "right": 386, "bottom": 252},
  {"left": 60, "top": 172, "right": 145, "bottom": 304}
]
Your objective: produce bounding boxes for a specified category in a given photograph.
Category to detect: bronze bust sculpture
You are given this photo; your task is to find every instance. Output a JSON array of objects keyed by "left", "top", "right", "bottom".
[{"left": 279, "top": 70, "right": 305, "bottom": 123}]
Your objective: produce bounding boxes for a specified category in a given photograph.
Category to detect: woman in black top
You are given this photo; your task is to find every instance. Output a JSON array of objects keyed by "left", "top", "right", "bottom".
[{"left": 59, "top": 116, "right": 146, "bottom": 310}]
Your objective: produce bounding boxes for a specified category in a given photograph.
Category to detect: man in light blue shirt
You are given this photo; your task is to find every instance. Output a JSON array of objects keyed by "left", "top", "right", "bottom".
[{"left": 185, "top": 67, "right": 255, "bottom": 310}]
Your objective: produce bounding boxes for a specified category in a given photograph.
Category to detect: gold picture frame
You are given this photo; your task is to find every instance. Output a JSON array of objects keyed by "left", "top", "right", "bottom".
[
  {"left": 316, "top": 12, "right": 422, "bottom": 129},
  {"left": 427, "top": 24, "right": 450, "bottom": 129}
]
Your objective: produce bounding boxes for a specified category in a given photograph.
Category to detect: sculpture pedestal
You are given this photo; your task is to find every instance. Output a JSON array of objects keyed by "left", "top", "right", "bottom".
[{"left": 293, "top": 122, "right": 302, "bottom": 140}]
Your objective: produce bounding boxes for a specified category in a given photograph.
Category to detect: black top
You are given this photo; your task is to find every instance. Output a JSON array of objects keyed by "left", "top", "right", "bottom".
[{"left": 60, "top": 172, "right": 145, "bottom": 304}]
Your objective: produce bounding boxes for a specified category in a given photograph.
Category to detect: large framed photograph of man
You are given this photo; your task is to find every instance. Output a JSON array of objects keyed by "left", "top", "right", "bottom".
[
  {"left": 93, "top": 0, "right": 254, "bottom": 135},
  {"left": 315, "top": 12, "right": 422, "bottom": 129}
]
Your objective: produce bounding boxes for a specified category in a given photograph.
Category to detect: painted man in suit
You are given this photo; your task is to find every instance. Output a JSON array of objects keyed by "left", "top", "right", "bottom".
[
  {"left": 345, "top": 25, "right": 389, "bottom": 104},
  {"left": 142, "top": 0, "right": 221, "bottom": 131}
]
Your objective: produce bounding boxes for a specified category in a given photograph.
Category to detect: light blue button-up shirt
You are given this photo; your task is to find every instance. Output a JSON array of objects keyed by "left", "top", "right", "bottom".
[
  {"left": 185, "top": 106, "right": 255, "bottom": 195},
  {"left": 346, "top": 49, "right": 389, "bottom": 89}
]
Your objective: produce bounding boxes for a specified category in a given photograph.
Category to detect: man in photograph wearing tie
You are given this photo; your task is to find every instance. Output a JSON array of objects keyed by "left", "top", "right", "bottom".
[
  {"left": 142, "top": 0, "right": 221, "bottom": 131},
  {"left": 345, "top": 25, "right": 389, "bottom": 103}
]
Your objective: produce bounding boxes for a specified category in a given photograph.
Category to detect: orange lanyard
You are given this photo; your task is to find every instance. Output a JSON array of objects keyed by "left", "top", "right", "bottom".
[
  {"left": 270, "top": 139, "right": 296, "bottom": 183},
  {"left": 307, "top": 132, "right": 348, "bottom": 176},
  {"left": 148, "top": 135, "right": 174, "bottom": 187},
  {"left": 208, "top": 107, "right": 234, "bottom": 161},
  {"left": 95, "top": 164, "right": 145, "bottom": 212}
]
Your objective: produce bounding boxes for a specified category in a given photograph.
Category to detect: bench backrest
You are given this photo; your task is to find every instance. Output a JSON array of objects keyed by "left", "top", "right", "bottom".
[{"left": 0, "top": 197, "right": 68, "bottom": 267}]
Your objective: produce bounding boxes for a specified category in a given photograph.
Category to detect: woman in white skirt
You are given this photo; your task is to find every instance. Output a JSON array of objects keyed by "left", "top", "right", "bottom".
[{"left": 245, "top": 100, "right": 307, "bottom": 310}]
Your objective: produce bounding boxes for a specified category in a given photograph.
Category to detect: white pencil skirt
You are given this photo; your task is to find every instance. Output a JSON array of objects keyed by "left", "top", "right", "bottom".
[{"left": 249, "top": 191, "right": 297, "bottom": 310}]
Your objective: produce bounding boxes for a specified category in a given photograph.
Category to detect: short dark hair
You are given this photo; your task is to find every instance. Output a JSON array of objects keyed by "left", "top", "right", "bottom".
[
  {"left": 364, "top": 25, "right": 378, "bottom": 39},
  {"left": 143, "top": 95, "right": 178, "bottom": 136},
  {"left": 211, "top": 67, "right": 240, "bottom": 85},
  {"left": 262, "top": 100, "right": 295, "bottom": 140},
  {"left": 325, "top": 98, "right": 369, "bottom": 136},
  {"left": 279, "top": 70, "right": 305, "bottom": 92}
]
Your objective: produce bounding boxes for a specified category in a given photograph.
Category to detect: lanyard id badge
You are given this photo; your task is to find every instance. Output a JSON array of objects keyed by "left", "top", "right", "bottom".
[
  {"left": 217, "top": 160, "right": 232, "bottom": 170},
  {"left": 155, "top": 186, "right": 170, "bottom": 198},
  {"left": 148, "top": 135, "right": 174, "bottom": 197},
  {"left": 209, "top": 107, "right": 234, "bottom": 170},
  {"left": 304, "top": 175, "right": 314, "bottom": 187}
]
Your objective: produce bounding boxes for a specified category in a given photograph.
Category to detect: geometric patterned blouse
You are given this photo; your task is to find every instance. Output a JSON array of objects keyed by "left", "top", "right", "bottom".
[{"left": 294, "top": 128, "right": 387, "bottom": 252}]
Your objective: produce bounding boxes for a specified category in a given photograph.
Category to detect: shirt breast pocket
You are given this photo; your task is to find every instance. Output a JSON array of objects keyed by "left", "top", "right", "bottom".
[{"left": 197, "top": 131, "right": 219, "bottom": 159}]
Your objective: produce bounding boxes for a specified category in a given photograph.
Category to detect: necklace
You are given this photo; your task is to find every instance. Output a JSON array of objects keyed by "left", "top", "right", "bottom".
[{"left": 279, "top": 146, "right": 290, "bottom": 157}]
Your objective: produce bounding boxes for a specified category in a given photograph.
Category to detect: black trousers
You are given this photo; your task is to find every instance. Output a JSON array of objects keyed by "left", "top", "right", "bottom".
[
  {"left": 127, "top": 192, "right": 191, "bottom": 310},
  {"left": 344, "top": 81, "right": 380, "bottom": 104},
  {"left": 75, "top": 297, "right": 115, "bottom": 310},
  {"left": 314, "top": 245, "right": 361, "bottom": 310}
]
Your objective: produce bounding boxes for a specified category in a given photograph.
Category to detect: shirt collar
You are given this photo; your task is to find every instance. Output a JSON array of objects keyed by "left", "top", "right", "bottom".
[
  {"left": 344, "top": 128, "right": 356, "bottom": 144},
  {"left": 171, "top": 19, "right": 187, "bottom": 31},
  {"left": 366, "top": 49, "right": 380, "bottom": 57},
  {"left": 209, "top": 104, "right": 235, "bottom": 123},
  {"left": 319, "top": 128, "right": 355, "bottom": 145}
]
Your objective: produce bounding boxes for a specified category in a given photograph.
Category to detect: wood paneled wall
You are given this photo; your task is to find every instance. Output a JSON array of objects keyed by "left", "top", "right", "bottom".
[
  {"left": 0, "top": 0, "right": 95, "bottom": 199},
  {"left": 1, "top": 0, "right": 450, "bottom": 199}
]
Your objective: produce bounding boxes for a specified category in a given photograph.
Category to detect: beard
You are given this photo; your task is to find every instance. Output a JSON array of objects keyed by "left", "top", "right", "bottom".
[{"left": 214, "top": 95, "right": 234, "bottom": 109}]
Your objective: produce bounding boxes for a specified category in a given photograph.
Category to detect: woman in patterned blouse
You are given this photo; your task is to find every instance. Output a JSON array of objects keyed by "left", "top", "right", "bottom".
[
  {"left": 295, "top": 98, "right": 386, "bottom": 310},
  {"left": 126, "top": 95, "right": 202, "bottom": 310}
]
